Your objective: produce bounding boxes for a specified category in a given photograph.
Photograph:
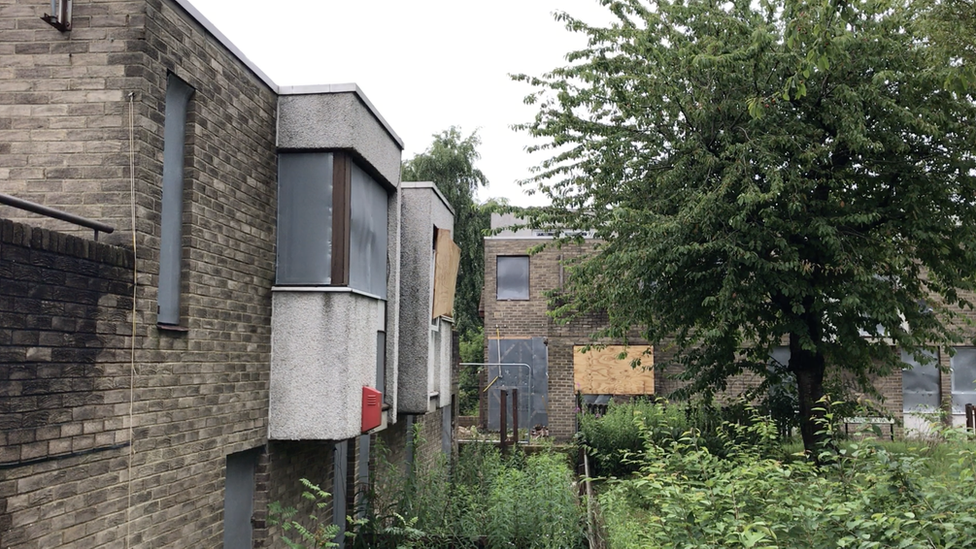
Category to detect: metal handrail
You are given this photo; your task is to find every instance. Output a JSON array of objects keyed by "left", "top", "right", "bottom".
[{"left": 0, "top": 192, "right": 115, "bottom": 241}]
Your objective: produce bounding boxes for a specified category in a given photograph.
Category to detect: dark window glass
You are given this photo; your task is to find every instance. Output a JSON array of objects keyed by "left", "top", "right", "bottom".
[
  {"left": 901, "top": 349, "right": 940, "bottom": 413},
  {"left": 276, "top": 152, "right": 334, "bottom": 285},
  {"left": 496, "top": 256, "right": 529, "bottom": 300},
  {"left": 349, "top": 163, "right": 388, "bottom": 298},
  {"left": 951, "top": 347, "right": 976, "bottom": 413}
]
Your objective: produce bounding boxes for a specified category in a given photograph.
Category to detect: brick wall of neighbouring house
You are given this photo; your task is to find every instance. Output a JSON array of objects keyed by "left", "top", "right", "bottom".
[
  {"left": 1, "top": 1, "right": 284, "bottom": 547},
  {"left": 0, "top": 219, "right": 134, "bottom": 548},
  {"left": 483, "top": 238, "right": 669, "bottom": 440},
  {"left": 483, "top": 236, "right": 929, "bottom": 440}
]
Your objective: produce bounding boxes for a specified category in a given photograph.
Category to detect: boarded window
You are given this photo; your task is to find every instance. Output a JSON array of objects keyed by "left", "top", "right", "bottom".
[
  {"left": 157, "top": 73, "right": 194, "bottom": 326},
  {"left": 902, "top": 349, "right": 940, "bottom": 413},
  {"left": 224, "top": 448, "right": 260, "bottom": 549},
  {"left": 574, "top": 345, "right": 654, "bottom": 395},
  {"left": 276, "top": 152, "right": 334, "bottom": 285},
  {"left": 951, "top": 347, "right": 976, "bottom": 414},
  {"left": 496, "top": 256, "right": 529, "bottom": 300},
  {"left": 349, "top": 163, "right": 388, "bottom": 298},
  {"left": 431, "top": 228, "right": 461, "bottom": 319}
]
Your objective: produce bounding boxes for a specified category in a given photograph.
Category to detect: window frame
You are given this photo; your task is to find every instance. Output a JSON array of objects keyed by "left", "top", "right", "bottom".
[{"left": 496, "top": 255, "right": 530, "bottom": 301}]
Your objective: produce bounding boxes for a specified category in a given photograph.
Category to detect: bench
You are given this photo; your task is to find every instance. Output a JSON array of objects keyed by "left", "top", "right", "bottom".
[{"left": 842, "top": 416, "right": 895, "bottom": 440}]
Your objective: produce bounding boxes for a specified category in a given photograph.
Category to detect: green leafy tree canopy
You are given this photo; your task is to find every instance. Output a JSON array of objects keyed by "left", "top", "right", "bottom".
[{"left": 515, "top": 0, "right": 976, "bottom": 452}]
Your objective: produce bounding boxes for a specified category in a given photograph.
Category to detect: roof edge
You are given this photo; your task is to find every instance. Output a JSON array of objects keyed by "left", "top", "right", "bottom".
[
  {"left": 174, "top": 1, "right": 403, "bottom": 149},
  {"left": 279, "top": 84, "right": 404, "bottom": 149},
  {"left": 401, "top": 181, "right": 456, "bottom": 216}
]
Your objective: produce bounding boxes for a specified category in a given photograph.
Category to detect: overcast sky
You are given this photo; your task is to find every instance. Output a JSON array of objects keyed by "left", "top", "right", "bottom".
[{"left": 188, "top": 0, "right": 611, "bottom": 206}]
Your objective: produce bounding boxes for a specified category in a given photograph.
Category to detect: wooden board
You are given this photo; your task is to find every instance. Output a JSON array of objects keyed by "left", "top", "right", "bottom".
[
  {"left": 431, "top": 228, "right": 461, "bottom": 319},
  {"left": 573, "top": 345, "right": 654, "bottom": 395}
]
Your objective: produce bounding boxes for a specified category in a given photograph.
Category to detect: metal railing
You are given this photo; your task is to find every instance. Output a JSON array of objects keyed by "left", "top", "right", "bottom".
[{"left": 0, "top": 192, "right": 115, "bottom": 241}]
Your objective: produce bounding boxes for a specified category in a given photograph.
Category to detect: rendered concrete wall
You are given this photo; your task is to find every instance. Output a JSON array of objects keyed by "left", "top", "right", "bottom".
[
  {"left": 398, "top": 183, "right": 455, "bottom": 413},
  {"left": 270, "top": 290, "right": 386, "bottom": 440},
  {"left": 278, "top": 91, "right": 402, "bottom": 188}
]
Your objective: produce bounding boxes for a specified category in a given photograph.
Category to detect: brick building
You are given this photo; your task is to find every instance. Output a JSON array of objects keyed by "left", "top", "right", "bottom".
[
  {"left": 482, "top": 213, "right": 976, "bottom": 441},
  {"left": 1, "top": 1, "right": 457, "bottom": 548}
]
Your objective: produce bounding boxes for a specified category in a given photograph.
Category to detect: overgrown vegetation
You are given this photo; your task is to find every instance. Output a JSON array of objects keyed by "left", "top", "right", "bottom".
[
  {"left": 578, "top": 398, "right": 793, "bottom": 478},
  {"left": 593, "top": 401, "right": 976, "bottom": 549},
  {"left": 353, "top": 442, "right": 586, "bottom": 548},
  {"left": 268, "top": 479, "right": 341, "bottom": 549}
]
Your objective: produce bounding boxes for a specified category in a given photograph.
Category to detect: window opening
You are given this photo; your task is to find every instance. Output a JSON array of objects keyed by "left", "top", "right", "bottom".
[
  {"left": 157, "top": 73, "right": 194, "bottom": 327},
  {"left": 951, "top": 347, "right": 976, "bottom": 414},
  {"left": 496, "top": 256, "right": 529, "bottom": 300}
]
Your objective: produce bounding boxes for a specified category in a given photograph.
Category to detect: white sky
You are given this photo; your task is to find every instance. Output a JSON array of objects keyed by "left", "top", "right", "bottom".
[{"left": 188, "top": 0, "right": 611, "bottom": 206}]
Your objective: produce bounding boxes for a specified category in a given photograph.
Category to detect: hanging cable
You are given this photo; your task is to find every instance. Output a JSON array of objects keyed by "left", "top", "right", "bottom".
[{"left": 125, "top": 91, "right": 138, "bottom": 549}]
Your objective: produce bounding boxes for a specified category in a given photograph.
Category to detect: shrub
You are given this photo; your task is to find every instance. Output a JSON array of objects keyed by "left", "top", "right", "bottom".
[
  {"left": 268, "top": 479, "right": 340, "bottom": 549},
  {"left": 353, "top": 441, "right": 586, "bottom": 548},
  {"left": 599, "top": 413, "right": 976, "bottom": 549},
  {"left": 577, "top": 398, "right": 687, "bottom": 478}
]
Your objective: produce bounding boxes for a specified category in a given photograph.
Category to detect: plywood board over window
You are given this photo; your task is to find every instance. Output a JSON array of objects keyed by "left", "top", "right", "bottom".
[
  {"left": 432, "top": 228, "right": 461, "bottom": 319},
  {"left": 574, "top": 345, "right": 654, "bottom": 395}
]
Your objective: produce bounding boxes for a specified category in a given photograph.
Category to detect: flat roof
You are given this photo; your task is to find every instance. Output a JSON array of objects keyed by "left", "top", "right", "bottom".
[{"left": 173, "top": 0, "right": 403, "bottom": 148}]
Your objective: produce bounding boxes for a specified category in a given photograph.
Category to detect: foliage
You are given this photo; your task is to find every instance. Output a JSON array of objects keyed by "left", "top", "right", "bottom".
[
  {"left": 920, "top": 0, "right": 976, "bottom": 92},
  {"left": 458, "top": 326, "right": 485, "bottom": 415},
  {"left": 268, "top": 478, "right": 340, "bottom": 549},
  {"left": 578, "top": 399, "right": 686, "bottom": 478},
  {"left": 354, "top": 441, "right": 586, "bottom": 548},
  {"left": 402, "top": 127, "right": 490, "bottom": 339},
  {"left": 514, "top": 0, "right": 976, "bottom": 452},
  {"left": 599, "top": 411, "right": 976, "bottom": 549},
  {"left": 578, "top": 399, "right": 796, "bottom": 478}
]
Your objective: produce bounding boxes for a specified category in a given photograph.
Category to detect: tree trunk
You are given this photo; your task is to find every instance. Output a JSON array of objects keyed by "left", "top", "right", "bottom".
[{"left": 790, "top": 332, "right": 827, "bottom": 455}]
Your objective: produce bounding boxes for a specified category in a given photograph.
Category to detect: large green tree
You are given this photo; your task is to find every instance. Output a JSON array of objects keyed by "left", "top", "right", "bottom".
[
  {"left": 515, "top": 0, "right": 976, "bottom": 452},
  {"left": 402, "top": 127, "right": 490, "bottom": 339}
]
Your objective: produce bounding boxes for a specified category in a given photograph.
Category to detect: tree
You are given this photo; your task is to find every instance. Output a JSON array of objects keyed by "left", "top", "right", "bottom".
[
  {"left": 515, "top": 0, "right": 976, "bottom": 452},
  {"left": 402, "top": 128, "right": 491, "bottom": 415}
]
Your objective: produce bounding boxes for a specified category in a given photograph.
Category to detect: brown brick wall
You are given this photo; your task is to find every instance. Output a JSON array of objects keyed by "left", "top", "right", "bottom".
[
  {"left": 1, "top": 0, "right": 283, "bottom": 547},
  {"left": 483, "top": 236, "right": 975, "bottom": 441},
  {"left": 0, "top": 0, "right": 146, "bottom": 242},
  {"left": 0, "top": 219, "right": 134, "bottom": 549},
  {"left": 483, "top": 239, "right": 665, "bottom": 441}
]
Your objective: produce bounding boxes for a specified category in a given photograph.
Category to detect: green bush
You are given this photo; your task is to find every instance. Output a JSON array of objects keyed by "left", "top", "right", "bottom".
[
  {"left": 577, "top": 399, "right": 688, "bottom": 478},
  {"left": 354, "top": 442, "right": 586, "bottom": 549},
  {"left": 599, "top": 413, "right": 976, "bottom": 549}
]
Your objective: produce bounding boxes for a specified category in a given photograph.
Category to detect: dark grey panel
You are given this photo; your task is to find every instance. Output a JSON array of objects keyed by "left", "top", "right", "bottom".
[
  {"left": 902, "top": 349, "right": 940, "bottom": 413},
  {"left": 486, "top": 338, "right": 548, "bottom": 431},
  {"left": 951, "top": 347, "right": 976, "bottom": 413},
  {"left": 277, "top": 152, "right": 334, "bottom": 285},
  {"left": 333, "top": 440, "right": 348, "bottom": 547},
  {"left": 224, "top": 448, "right": 260, "bottom": 549},
  {"left": 376, "top": 331, "right": 386, "bottom": 399},
  {"left": 496, "top": 256, "right": 529, "bottom": 300},
  {"left": 157, "top": 73, "right": 194, "bottom": 326},
  {"left": 442, "top": 398, "right": 452, "bottom": 455},
  {"left": 349, "top": 163, "right": 388, "bottom": 298}
]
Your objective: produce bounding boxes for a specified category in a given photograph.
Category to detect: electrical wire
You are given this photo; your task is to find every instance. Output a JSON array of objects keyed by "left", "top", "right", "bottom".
[{"left": 125, "top": 91, "right": 138, "bottom": 549}]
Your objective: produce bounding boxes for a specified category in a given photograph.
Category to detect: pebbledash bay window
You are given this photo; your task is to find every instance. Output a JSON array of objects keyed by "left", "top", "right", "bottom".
[{"left": 276, "top": 151, "right": 388, "bottom": 297}]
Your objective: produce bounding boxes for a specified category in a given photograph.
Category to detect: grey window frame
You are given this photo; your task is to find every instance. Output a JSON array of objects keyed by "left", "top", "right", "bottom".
[
  {"left": 275, "top": 151, "right": 390, "bottom": 299},
  {"left": 496, "top": 255, "right": 530, "bottom": 300}
]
